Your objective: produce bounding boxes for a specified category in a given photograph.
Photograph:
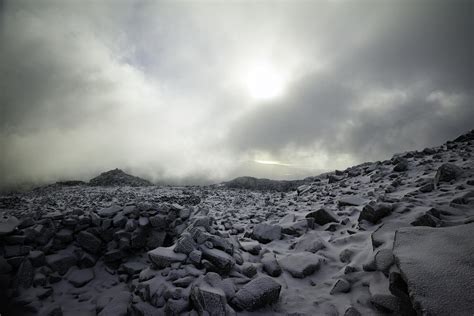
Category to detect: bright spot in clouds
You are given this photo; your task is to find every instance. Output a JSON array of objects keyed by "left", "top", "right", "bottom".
[
  {"left": 254, "top": 159, "right": 292, "bottom": 167},
  {"left": 243, "top": 61, "right": 286, "bottom": 100}
]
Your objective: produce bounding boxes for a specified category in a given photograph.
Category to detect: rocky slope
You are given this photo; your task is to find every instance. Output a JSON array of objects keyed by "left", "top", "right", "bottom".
[
  {"left": 0, "top": 131, "right": 473, "bottom": 315},
  {"left": 223, "top": 176, "right": 312, "bottom": 192},
  {"left": 89, "top": 169, "right": 152, "bottom": 187}
]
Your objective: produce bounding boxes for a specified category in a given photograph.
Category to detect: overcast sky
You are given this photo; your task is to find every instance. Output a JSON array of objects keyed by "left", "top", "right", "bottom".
[{"left": 0, "top": 0, "right": 473, "bottom": 187}]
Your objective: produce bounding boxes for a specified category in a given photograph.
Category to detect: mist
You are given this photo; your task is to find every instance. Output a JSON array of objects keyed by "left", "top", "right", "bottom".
[{"left": 1, "top": 0, "right": 473, "bottom": 188}]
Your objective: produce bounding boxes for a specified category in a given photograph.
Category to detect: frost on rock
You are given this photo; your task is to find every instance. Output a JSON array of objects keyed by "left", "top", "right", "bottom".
[
  {"left": 251, "top": 223, "right": 281, "bottom": 243},
  {"left": 279, "top": 252, "right": 321, "bottom": 278},
  {"left": 147, "top": 246, "right": 187, "bottom": 269},
  {"left": 393, "top": 223, "right": 474, "bottom": 315},
  {"left": 232, "top": 276, "right": 281, "bottom": 311}
]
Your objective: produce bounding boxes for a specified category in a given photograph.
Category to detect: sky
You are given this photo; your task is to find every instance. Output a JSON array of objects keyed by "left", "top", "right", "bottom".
[{"left": 0, "top": 0, "right": 473, "bottom": 188}]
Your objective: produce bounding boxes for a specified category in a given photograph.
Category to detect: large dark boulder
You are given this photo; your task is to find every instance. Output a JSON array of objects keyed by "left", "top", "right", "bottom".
[
  {"left": 232, "top": 276, "right": 281, "bottom": 311},
  {"left": 434, "top": 163, "right": 463, "bottom": 186},
  {"left": 358, "top": 203, "right": 393, "bottom": 224},
  {"left": 305, "top": 208, "right": 338, "bottom": 226}
]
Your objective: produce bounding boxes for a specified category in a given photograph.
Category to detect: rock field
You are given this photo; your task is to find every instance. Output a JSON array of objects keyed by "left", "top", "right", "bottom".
[{"left": 1, "top": 130, "right": 473, "bottom": 315}]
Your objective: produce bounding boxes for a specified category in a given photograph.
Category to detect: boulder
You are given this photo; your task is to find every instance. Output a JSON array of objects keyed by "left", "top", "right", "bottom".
[
  {"left": 305, "top": 208, "right": 338, "bottom": 226},
  {"left": 148, "top": 246, "right": 187, "bottom": 269},
  {"left": 358, "top": 203, "right": 393, "bottom": 224},
  {"left": 16, "top": 259, "right": 34, "bottom": 288},
  {"left": 434, "top": 163, "right": 463, "bottom": 186},
  {"left": 28, "top": 250, "right": 45, "bottom": 267},
  {"left": 251, "top": 223, "right": 281, "bottom": 244},
  {"left": 68, "top": 268, "right": 94, "bottom": 287},
  {"left": 97, "top": 204, "right": 123, "bottom": 217},
  {"left": 201, "top": 247, "right": 235, "bottom": 273},
  {"left": 393, "top": 159, "right": 409, "bottom": 172},
  {"left": 240, "top": 241, "right": 261, "bottom": 255},
  {"left": 279, "top": 252, "right": 321, "bottom": 278},
  {"left": 393, "top": 223, "right": 474, "bottom": 315},
  {"left": 191, "top": 283, "right": 229, "bottom": 316},
  {"left": 175, "top": 233, "right": 197, "bottom": 255},
  {"left": 232, "top": 276, "right": 281, "bottom": 311},
  {"left": 46, "top": 253, "right": 76, "bottom": 275},
  {"left": 122, "top": 261, "right": 147, "bottom": 275},
  {"left": 261, "top": 252, "right": 281, "bottom": 277},
  {"left": 338, "top": 197, "right": 365, "bottom": 207},
  {"left": 77, "top": 231, "right": 102, "bottom": 253},
  {"left": 330, "top": 279, "right": 351, "bottom": 294},
  {"left": 0, "top": 215, "right": 19, "bottom": 236},
  {"left": 371, "top": 294, "right": 400, "bottom": 313},
  {"left": 97, "top": 290, "right": 131, "bottom": 316}
]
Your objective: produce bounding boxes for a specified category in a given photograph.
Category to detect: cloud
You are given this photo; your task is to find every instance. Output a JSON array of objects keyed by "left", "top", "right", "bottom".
[{"left": 0, "top": 0, "right": 473, "bottom": 188}]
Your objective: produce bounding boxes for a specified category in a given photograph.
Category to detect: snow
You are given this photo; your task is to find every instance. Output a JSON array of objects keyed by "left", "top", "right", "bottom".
[
  {"left": 0, "top": 132, "right": 473, "bottom": 315},
  {"left": 393, "top": 223, "right": 474, "bottom": 315}
]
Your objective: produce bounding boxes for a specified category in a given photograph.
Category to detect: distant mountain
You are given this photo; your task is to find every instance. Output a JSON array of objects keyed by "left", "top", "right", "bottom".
[
  {"left": 89, "top": 168, "right": 152, "bottom": 187},
  {"left": 223, "top": 176, "right": 311, "bottom": 192}
]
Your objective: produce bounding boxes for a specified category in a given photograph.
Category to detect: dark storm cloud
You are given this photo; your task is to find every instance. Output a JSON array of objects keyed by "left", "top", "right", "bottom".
[
  {"left": 0, "top": 0, "right": 473, "bottom": 188},
  {"left": 227, "top": 0, "right": 474, "bottom": 164}
]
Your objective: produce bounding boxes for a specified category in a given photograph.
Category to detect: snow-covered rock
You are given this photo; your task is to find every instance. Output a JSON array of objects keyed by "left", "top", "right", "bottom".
[{"left": 393, "top": 223, "right": 474, "bottom": 315}]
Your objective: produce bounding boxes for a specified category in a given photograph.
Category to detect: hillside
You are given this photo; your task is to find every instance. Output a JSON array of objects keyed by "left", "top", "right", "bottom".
[{"left": 0, "top": 130, "right": 473, "bottom": 315}]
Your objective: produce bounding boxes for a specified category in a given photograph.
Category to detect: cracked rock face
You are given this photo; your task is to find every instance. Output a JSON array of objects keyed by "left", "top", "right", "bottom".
[{"left": 0, "top": 130, "right": 473, "bottom": 315}]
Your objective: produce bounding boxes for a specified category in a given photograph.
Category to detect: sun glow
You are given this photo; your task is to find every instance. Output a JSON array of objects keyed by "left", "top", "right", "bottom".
[
  {"left": 243, "top": 61, "right": 286, "bottom": 100},
  {"left": 254, "top": 159, "right": 292, "bottom": 166}
]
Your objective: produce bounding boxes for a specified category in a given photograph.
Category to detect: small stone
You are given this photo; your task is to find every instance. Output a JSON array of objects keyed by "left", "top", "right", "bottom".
[
  {"left": 279, "top": 252, "right": 321, "bottom": 278},
  {"left": 261, "top": 252, "right": 281, "bottom": 277},
  {"left": 77, "top": 231, "right": 102, "bottom": 254},
  {"left": 122, "top": 261, "right": 147, "bottom": 275},
  {"left": 241, "top": 262, "right": 257, "bottom": 278},
  {"left": 0, "top": 215, "right": 20, "bottom": 236},
  {"left": 330, "top": 279, "right": 351, "bottom": 294},
  {"left": 97, "top": 204, "right": 123, "bottom": 217},
  {"left": 305, "top": 208, "right": 338, "bottom": 226},
  {"left": 338, "top": 197, "right": 365, "bottom": 207},
  {"left": 189, "top": 249, "right": 202, "bottom": 264},
  {"left": 68, "top": 268, "right": 94, "bottom": 287},
  {"left": 344, "top": 307, "right": 361, "bottom": 316},
  {"left": 175, "top": 233, "right": 197, "bottom": 255},
  {"left": 37, "top": 287, "right": 53, "bottom": 299},
  {"left": 173, "top": 276, "right": 195, "bottom": 288},
  {"left": 339, "top": 249, "right": 354, "bottom": 263}
]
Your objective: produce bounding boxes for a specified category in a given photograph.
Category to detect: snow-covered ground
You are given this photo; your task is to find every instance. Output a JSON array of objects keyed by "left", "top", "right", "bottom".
[{"left": 1, "top": 131, "right": 473, "bottom": 315}]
